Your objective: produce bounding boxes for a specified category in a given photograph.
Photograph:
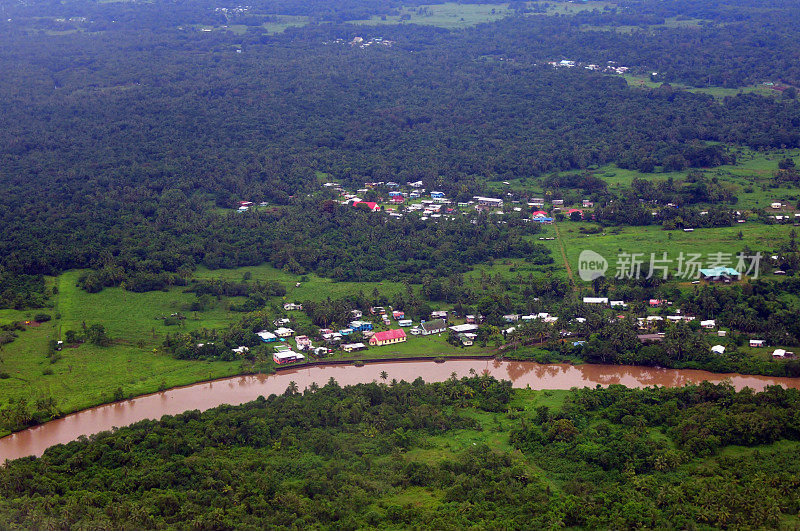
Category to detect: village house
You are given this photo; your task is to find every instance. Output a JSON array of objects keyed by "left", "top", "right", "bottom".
[
  {"left": 392, "top": 310, "right": 405, "bottom": 320},
  {"left": 583, "top": 297, "right": 609, "bottom": 304},
  {"left": 295, "top": 335, "right": 313, "bottom": 350},
  {"left": 370, "top": 306, "right": 386, "bottom": 315},
  {"left": 551, "top": 199, "right": 564, "bottom": 206},
  {"left": 398, "top": 319, "right": 413, "bottom": 327},
  {"left": 283, "top": 302, "right": 303, "bottom": 311},
  {"left": 273, "top": 351, "right": 305, "bottom": 364},
  {"left": 582, "top": 199, "right": 594, "bottom": 208},
  {"left": 274, "top": 327, "right": 295, "bottom": 338},
  {"left": 348, "top": 320, "right": 373, "bottom": 332},
  {"left": 231, "top": 346, "right": 249, "bottom": 355},
  {"left": 313, "top": 346, "right": 330, "bottom": 356},
  {"left": 465, "top": 314, "right": 476, "bottom": 324},
  {"left": 369, "top": 329, "right": 407, "bottom": 346},
  {"left": 352, "top": 201, "right": 381, "bottom": 212},
  {"left": 431, "top": 310, "right": 448, "bottom": 320},
  {"left": 350, "top": 310, "right": 363, "bottom": 319},
  {"left": 421, "top": 319, "right": 447, "bottom": 335},
  {"left": 458, "top": 334, "right": 474, "bottom": 346},
  {"left": 474, "top": 196, "right": 504, "bottom": 209},
  {"left": 391, "top": 195, "right": 405, "bottom": 204},
  {"left": 750, "top": 339, "right": 765, "bottom": 348},
  {"left": 430, "top": 191, "right": 445, "bottom": 199},
  {"left": 450, "top": 323, "right": 480, "bottom": 334},
  {"left": 503, "top": 314, "right": 520, "bottom": 322},
  {"left": 711, "top": 345, "right": 726, "bottom": 354},
  {"left": 342, "top": 342, "right": 367, "bottom": 353},
  {"left": 610, "top": 300, "right": 628, "bottom": 308},
  {"left": 257, "top": 330, "right": 278, "bottom": 343},
  {"left": 699, "top": 267, "right": 741, "bottom": 282}
]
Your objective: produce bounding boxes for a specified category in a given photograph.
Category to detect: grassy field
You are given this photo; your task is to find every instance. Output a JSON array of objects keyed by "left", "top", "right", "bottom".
[
  {"left": 0, "top": 265, "right": 443, "bottom": 433},
  {"left": 558, "top": 222, "right": 796, "bottom": 282},
  {"left": 621, "top": 74, "right": 781, "bottom": 100},
  {"left": 194, "top": 263, "right": 412, "bottom": 302},
  {"left": 350, "top": 1, "right": 617, "bottom": 28},
  {"left": 193, "top": 15, "right": 308, "bottom": 36},
  {"left": 0, "top": 319, "right": 241, "bottom": 437},
  {"left": 484, "top": 147, "right": 800, "bottom": 211},
  {"left": 350, "top": 2, "right": 514, "bottom": 28},
  {"left": 582, "top": 16, "right": 706, "bottom": 34}
]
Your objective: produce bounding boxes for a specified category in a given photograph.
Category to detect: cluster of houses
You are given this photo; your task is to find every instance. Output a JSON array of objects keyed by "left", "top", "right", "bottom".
[
  {"left": 235, "top": 290, "right": 795, "bottom": 364},
  {"left": 245, "top": 304, "right": 484, "bottom": 364},
  {"left": 323, "top": 178, "right": 599, "bottom": 225},
  {"left": 323, "top": 36, "right": 395, "bottom": 48},
  {"left": 546, "top": 59, "right": 631, "bottom": 75}
]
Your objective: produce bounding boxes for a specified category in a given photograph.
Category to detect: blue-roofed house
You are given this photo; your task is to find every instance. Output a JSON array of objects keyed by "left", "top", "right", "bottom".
[
  {"left": 348, "top": 320, "right": 373, "bottom": 332},
  {"left": 699, "top": 267, "right": 741, "bottom": 281}
]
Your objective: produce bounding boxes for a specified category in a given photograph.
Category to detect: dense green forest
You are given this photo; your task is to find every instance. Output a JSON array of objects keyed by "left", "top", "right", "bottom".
[
  {"left": 2, "top": 0, "right": 800, "bottom": 299},
  {"left": 2, "top": 377, "right": 800, "bottom": 528}
]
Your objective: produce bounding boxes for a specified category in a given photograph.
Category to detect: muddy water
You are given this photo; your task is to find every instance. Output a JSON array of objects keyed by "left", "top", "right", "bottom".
[{"left": 3, "top": 359, "right": 800, "bottom": 462}]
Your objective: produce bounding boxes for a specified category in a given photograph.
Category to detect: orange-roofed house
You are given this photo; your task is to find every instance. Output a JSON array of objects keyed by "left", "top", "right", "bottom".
[{"left": 369, "top": 328, "right": 407, "bottom": 346}]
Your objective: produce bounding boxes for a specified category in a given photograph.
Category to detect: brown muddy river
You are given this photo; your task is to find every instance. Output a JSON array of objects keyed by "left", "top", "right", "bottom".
[{"left": 3, "top": 359, "right": 800, "bottom": 462}]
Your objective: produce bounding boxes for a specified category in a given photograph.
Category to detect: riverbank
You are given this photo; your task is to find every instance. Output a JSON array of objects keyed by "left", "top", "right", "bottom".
[{"left": 4, "top": 357, "right": 800, "bottom": 462}]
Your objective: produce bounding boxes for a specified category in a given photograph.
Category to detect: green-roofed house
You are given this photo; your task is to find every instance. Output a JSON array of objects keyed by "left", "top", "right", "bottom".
[{"left": 699, "top": 267, "right": 741, "bottom": 282}]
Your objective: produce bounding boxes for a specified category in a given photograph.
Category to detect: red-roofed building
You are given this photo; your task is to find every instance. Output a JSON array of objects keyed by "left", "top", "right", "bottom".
[
  {"left": 369, "top": 328, "right": 407, "bottom": 346},
  {"left": 532, "top": 210, "right": 549, "bottom": 218},
  {"left": 567, "top": 208, "right": 584, "bottom": 219},
  {"left": 353, "top": 201, "right": 381, "bottom": 212},
  {"left": 391, "top": 195, "right": 405, "bottom": 204}
]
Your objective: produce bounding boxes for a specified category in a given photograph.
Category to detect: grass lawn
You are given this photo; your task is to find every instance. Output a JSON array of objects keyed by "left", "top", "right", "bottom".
[{"left": 329, "top": 334, "right": 493, "bottom": 361}]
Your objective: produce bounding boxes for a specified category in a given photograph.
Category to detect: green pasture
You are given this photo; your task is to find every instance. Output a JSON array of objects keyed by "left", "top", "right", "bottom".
[
  {"left": 0, "top": 320, "right": 240, "bottom": 437},
  {"left": 350, "top": 2, "right": 513, "bottom": 28},
  {"left": 558, "top": 223, "right": 796, "bottom": 281},
  {"left": 195, "top": 263, "right": 412, "bottom": 302},
  {"left": 529, "top": 0, "right": 616, "bottom": 16},
  {"left": 583, "top": 16, "right": 706, "bottom": 34},
  {"left": 621, "top": 74, "right": 780, "bottom": 100},
  {"left": 193, "top": 15, "right": 308, "bottom": 36}
]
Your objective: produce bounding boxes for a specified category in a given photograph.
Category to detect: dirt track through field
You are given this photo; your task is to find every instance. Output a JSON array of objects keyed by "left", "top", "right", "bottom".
[{"left": 553, "top": 223, "right": 575, "bottom": 287}]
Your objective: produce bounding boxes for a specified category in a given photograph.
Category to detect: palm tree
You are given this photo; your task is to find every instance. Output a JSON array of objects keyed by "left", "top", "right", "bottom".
[
  {"left": 287, "top": 381, "right": 299, "bottom": 395},
  {"left": 380, "top": 370, "right": 388, "bottom": 381}
]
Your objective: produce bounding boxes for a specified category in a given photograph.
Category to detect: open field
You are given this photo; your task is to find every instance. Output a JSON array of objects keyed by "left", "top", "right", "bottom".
[
  {"left": 558, "top": 223, "right": 796, "bottom": 280},
  {"left": 193, "top": 15, "right": 308, "bottom": 36},
  {"left": 582, "top": 16, "right": 708, "bottom": 34},
  {"left": 350, "top": 3, "right": 514, "bottom": 28},
  {"left": 350, "top": 1, "right": 617, "bottom": 28},
  {"left": 0, "top": 320, "right": 241, "bottom": 437},
  {"left": 194, "top": 263, "right": 412, "bottom": 302},
  {"left": 484, "top": 147, "right": 800, "bottom": 211},
  {"left": 621, "top": 74, "right": 782, "bottom": 100}
]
